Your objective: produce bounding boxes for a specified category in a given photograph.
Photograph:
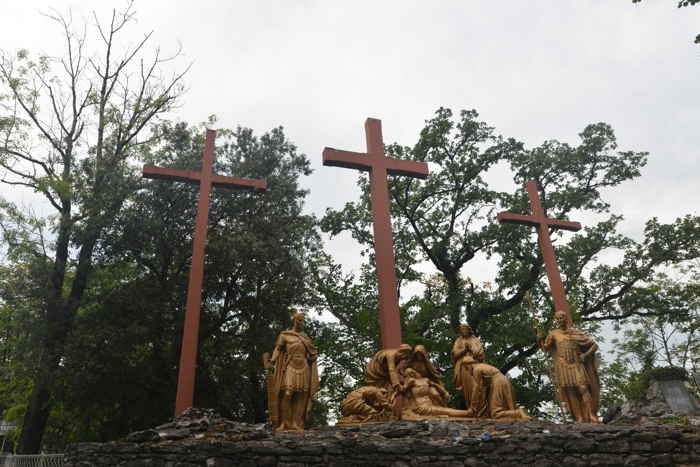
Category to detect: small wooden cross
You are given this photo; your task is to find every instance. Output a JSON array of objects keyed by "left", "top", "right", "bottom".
[
  {"left": 323, "top": 118, "right": 429, "bottom": 349},
  {"left": 143, "top": 129, "right": 266, "bottom": 416},
  {"left": 496, "top": 180, "right": 581, "bottom": 325}
]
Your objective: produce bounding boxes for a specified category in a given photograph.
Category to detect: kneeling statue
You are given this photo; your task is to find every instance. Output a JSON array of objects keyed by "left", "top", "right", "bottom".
[
  {"left": 464, "top": 362, "right": 530, "bottom": 421},
  {"left": 337, "top": 386, "right": 393, "bottom": 425}
]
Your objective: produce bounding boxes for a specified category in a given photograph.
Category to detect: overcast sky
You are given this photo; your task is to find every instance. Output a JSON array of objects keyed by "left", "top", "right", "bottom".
[{"left": 2, "top": 1, "right": 699, "bottom": 292}]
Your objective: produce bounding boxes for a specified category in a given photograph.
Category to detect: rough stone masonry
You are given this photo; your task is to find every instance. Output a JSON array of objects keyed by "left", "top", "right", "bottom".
[{"left": 64, "top": 408, "right": 700, "bottom": 467}]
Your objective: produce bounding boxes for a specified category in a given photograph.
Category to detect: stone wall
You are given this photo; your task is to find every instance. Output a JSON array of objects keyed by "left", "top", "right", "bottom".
[{"left": 65, "top": 415, "right": 700, "bottom": 467}]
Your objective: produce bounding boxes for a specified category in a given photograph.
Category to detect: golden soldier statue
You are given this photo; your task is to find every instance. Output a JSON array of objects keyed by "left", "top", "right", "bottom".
[
  {"left": 537, "top": 310, "right": 600, "bottom": 423},
  {"left": 267, "top": 312, "right": 320, "bottom": 431}
]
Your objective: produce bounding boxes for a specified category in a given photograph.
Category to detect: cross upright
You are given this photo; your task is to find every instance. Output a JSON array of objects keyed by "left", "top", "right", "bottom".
[
  {"left": 496, "top": 180, "right": 581, "bottom": 325},
  {"left": 143, "top": 129, "right": 266, "bottom": 416},
  {"left": 323, "top": 118, "right": 429, "bottom": 349}
]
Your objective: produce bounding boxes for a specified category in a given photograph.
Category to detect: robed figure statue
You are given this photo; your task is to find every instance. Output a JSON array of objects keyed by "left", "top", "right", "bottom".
[
  {"left": 537, "top": 310, "right": 600, "bottom": 423},
  {"left": 462, "top": 362, "right": 530, "bottom": 421},
  {"left": 450, "top": 324, "right": 485, "bottom": 408},
  {"left": 268, "top": 312, "right": 320, "bottom": 431},
  {"left": 365, "top": 344, "right": 414, "bottom": 392}
]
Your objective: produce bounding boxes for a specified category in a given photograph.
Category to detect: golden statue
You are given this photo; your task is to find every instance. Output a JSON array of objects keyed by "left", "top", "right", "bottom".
[
  {"left": 537, "top": 310, "right": 600, "bottom": 423},
  {"left": 407, "top": 345, "right": 444, "bottom": 384},
  {"left": 348, "top": 344, "right": 467, "bottom": 422},
  {"left": 343, "top": 342, "right": 528, "bottom": 423},
  {"left": 267, "top": 312, "right": 320, "bottom": 431},
  {"left": 364, "top": 344, "right": 414, "bottom": 392},
  {"left": 401, "top": 367, "right": 474, "bottom": 420},
  {"left": 450, "top": 323, "right": 529, "bottom": 421},
  {"left": 337, "top": 386, "right": 393, "bottom": 425},
  {"left": 463, "top": 362, "right": 530, "bottom": 421},
  {"left": 450, "top": 323, "right": 485, "bottom": 409}
]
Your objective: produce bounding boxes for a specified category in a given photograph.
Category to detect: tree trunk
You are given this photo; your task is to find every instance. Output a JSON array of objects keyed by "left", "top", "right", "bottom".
[
  {"left": 17, "top": 303, "right": 71, "bottom": 453},
  {"left": 17, "top": 213, "right": 72, "bottom": 454},
  {"left": 17, "top": 230, "right": 98, "bottom": 453},
  {"left": 17, "top": 360, "right": 55, "bottom": 453},
  {"left": 444, "top": 269, "right": 463, "bottom": 334}
]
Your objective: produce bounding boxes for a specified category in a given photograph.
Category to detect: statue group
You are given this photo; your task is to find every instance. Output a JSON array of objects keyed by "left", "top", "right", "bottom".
[
  {"left": 149, "top": 120, "right": 603, "bottom": 429},
  {"left": 264, "top": 311, "right": 600, "bottom": 431},
  {"left": 259, "top": 125, "right": 602, "bottom": 432}
]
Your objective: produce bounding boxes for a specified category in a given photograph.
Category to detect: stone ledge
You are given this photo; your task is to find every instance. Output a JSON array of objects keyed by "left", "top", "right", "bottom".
[{"left": 64, "top": 409, "right": 700, "bottom": 466}]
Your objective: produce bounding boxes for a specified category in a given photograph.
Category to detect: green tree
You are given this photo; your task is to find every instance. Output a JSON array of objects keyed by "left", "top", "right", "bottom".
[
  {"left": 0, "top": 4, "right": 186, "bottom": 452},
  {"left": 1, "top": 119, "right": 322, "bottom": 449},
  {"left": 89, "top": 120, "right": 320, "bottom": 428},
  {"left": 320, "top": 108, "right": 700, "bottom": 415},
  {"left": 602, "top": 264, "right": 700, "bottom": 403}
]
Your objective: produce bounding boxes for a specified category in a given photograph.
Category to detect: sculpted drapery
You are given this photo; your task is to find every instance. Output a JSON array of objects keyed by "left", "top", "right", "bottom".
[
  {"left": 338, "top": 386, "right": 392, "bottom": 424},
  {"left": 365, "top": 344, "right": 413, "bottom": 391},
  {"left": 464, "top": 362, "right": 530, "bottom": 421},
  {"left": 401, "top": 368, "right": 473, "bottom": 420}
]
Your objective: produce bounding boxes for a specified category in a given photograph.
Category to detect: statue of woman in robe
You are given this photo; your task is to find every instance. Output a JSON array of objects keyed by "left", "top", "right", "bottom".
[
  {"left": 450, "top": 324, "right": 485, "bottom": 408},
  {"left": 407, "top": 345, "right": 444, "bottom": 384},
  {"left": 463, "top": 362, "right": 530, "bottom": 421},
  {"left": 364, "top": 344, "right": 413, "bottom": 392}
]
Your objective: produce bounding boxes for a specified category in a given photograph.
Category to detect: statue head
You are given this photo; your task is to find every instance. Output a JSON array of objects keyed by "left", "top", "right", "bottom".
[
  {"left": 366, "top": 387, "right": 390, "bottom": 409},
  {"left": 404, "top": 367, "right": 420, "bottom": 379},
  {"left": 291, "top": 312, "right": 305, "bottom": 331},
  {"left": 554, "top": 310, "right": 568, "bottom": 329},
  {"left": 459, "top": 323, "right": 473, "bottom": 337},
  {"left": 413, "top": 344, "right": 427, "bottom": 356},
  {"left": 397, "top": 344, "right": 413, "bottom": 360}
]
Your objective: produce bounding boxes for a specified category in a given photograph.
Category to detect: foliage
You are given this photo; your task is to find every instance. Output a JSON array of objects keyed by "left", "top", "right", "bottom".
[
  {"left": 0, "top": 119, "right": 321, "bottom": 449},
  {"left": 646, "top": 366, "right": 689, "bottom": 382},
  {"left": 603, "top": 264, "right": 700, "bottom": 404},
  {"left": 0, "top": 3, "right": 187, "bottom": 453}
]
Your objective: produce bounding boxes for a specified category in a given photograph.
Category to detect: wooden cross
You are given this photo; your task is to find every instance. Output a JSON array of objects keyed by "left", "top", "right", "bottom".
[
  {"left": 323, "top": 118, "right": 429, "bottom": 349},
  {"left": 143, "top": 129, "right": 266, "bottom": 416},
  {"left": 496, "top": 180, "right": 581, "bottom": 325}
]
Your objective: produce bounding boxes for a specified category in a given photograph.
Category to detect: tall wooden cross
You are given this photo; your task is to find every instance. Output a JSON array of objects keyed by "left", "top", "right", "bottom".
[
  {"left": 496, "top": 180, "right": 581, "bottom": 325},
  {"left": 143, "top": 129, "right": 267, "bottom": 416},
  {"left": 323, "top": 118, "right": 429, "bottom": 349}
]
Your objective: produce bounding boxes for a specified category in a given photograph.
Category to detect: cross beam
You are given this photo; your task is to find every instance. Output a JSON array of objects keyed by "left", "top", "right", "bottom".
[
  {"left": 323, "top": 118, "right": 429, "bottom": 349},
  {"left": 496, "top": 180, "right": 581, "bottom": 325},
  {"left": 143, "top": 129, "right": 266, "bottom": 416}
]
